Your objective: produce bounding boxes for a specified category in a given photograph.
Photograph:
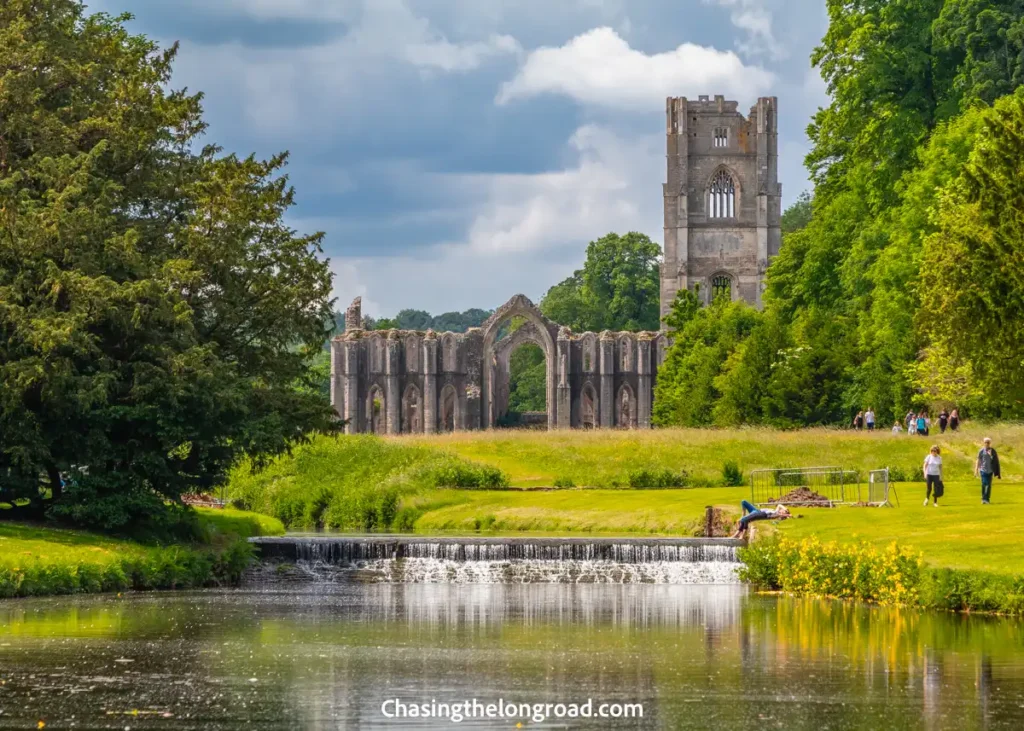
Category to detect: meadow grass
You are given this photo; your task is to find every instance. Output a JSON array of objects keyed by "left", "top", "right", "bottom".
[
  {"left": 402, "top": 423, "right": 1024, "bottom": 487},
  {"left": 0, "top": 508, "right": 285, "bottom": 598},
  {"left": 221, "top": 425, "right": 1023, "bottom": 576}
]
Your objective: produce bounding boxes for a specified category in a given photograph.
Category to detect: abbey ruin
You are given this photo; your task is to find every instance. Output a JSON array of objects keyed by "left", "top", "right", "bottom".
[{"left": 331, "top": 95, "right": 780, "bottom": 433}]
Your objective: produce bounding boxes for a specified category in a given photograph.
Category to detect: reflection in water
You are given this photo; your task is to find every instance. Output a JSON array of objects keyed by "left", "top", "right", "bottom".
[{"left": 0, "top": 586, "right": 1022, "bottom": 729}]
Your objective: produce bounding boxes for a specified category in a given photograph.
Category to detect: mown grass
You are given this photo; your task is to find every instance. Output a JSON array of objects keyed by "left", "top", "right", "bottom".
[
  {"left": 0, "top": 508, "right": 285, "bottom": 598},
  {"left": 403, "top": 423, "right": 1024, "bottom": 487}
]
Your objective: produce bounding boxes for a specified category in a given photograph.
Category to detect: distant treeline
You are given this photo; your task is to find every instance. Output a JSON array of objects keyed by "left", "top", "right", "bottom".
[{"left": 332, "top": 308, "right": 493, "bottom": 334}]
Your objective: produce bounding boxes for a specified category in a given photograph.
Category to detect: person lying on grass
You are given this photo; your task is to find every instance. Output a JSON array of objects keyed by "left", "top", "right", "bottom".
[{"left": 731, "top": 500, "right": 792, "bottom": 538}]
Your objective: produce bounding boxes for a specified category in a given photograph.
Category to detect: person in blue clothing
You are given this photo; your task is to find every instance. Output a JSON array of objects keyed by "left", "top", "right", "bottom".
[
  {"left": 973, "top": 437, "right": 1001, "bottom": 504},
  {"left": 731, "top": 500, "right": 791, "bottom": 538}
]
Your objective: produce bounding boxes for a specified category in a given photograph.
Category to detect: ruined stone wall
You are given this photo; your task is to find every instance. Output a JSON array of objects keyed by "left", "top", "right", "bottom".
[{"left": 331, "top": 295, "right": 663, "bottom": 433}]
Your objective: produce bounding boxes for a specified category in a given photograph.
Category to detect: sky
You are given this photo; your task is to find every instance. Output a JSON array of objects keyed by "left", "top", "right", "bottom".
[{"left": 88, "top": 0, "right": 830, "bottom": 317}]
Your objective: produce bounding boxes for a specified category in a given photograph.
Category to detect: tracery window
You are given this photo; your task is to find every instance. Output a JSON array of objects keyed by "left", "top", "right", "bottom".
[
  {"left": 713, "top": 127, "right": 728, "bottom": 148},
  {"left": 712, "top": 274, "right": 732, "bottom": 303},
  {"left": 708, "top": 170, "right": 736, "bottom": 218}
]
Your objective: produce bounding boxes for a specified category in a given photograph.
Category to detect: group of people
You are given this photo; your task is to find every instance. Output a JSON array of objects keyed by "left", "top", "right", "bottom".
[
  {"left": 921, "top": 437, "right": 1001, "bottom": 506},
  {"left": 853, "top": 408, "right": 962, "bottom": 436},
  {"left": 731, "top": 436, "right": 1001, "bottom": 536},
  {"left": 893, "top": 408, "right": 960, "bottom": 436}
]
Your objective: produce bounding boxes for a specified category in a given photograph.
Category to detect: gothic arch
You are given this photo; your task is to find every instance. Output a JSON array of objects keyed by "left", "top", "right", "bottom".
[
  {"left": 368, "top": 334, "right": 385, "bottom": 373},
  {"left": 439, "top": 384, "right": 458, "bottom": 432},
  {"left": 705, "top": 165, "right": 740, "bottom": 219},
  {"left": 708, "top": 270, "right": 736, "bottom": 303},
  {"left": 366, "top": 384, "right": 386, "bottom": 434},
  {"left": 401, "top": 383, "right": 422, "bottom": 433},
  {"left": 441, "top": 334, "right": 458, "bottom": 373},
  {"left": 404, "top": 335, "right": 420, "bottom": 372},
  {"left": 616, "top": 382, "right": 636, "bottom": 429},
  {"left": 580, "top": 381, "right": 598, "bottom": 429},
  {"left": 619, "top": 336, "right": 633, "bottom": 372},
  {"left": 580, "top": 333, "right": 597, "bottom": 373},
  {"left": 481, "top": 294, "right": 557, "bottom": 430}
]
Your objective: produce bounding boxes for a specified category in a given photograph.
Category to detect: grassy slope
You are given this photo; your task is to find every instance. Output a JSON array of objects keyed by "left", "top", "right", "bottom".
[
  {"left": 221, "top": 425, "right": 1024, "bottom": 575},
  {"left": 403, "top": 424, "right": 1024, "bottom": 487},
  {"left": 0, "top": 509, "right": 285, "bottom": 587}
]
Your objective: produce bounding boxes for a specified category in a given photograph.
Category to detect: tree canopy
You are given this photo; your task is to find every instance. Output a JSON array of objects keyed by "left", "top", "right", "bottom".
[
  {"left": 0, "top": 1, "right": 336, "bottom": 532},
  {"left": 655, "top": 0, "right": 1024, "bottom": 427}
]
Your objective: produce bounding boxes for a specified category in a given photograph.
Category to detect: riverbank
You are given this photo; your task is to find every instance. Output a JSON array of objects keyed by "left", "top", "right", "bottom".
[{"left": 0, "top": 509, "right": 285, "bottom": 598}]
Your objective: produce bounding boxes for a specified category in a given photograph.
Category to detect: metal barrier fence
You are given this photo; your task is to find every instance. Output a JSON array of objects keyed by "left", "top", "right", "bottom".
[
  {"left": 750, "top": 467, "right": 861, "bottom": 507},
  {"left": 864, "top": 468, "right": 895, "bottom": 507}
]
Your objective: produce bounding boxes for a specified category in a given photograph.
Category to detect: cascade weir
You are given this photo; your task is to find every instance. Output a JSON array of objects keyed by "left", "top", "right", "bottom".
[{"left": 247, "top": 536, "right": 745, "bottom": 585}]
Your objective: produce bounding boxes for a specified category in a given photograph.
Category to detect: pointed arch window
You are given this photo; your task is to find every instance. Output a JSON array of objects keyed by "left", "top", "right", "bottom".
[
  {"left": 708, "top": 170, "right": 736, "bottom": 219},
  {"left": 712, "top": 274, "right": 733, "bottom": 302}
]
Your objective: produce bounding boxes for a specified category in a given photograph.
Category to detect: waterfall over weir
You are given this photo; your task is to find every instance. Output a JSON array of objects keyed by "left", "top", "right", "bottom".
[{"left": 247, "top": 536, "right": 745, "bottom": 586}]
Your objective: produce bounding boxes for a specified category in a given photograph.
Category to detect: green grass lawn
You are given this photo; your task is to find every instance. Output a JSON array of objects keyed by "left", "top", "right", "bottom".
[
  {"left": 0, "top": 508, "right": 285, "bottom": 597},
  {"left": 397, "top": 481, "right": 1021, "bottom": 574},
  {"left": 0, "top": 508, "right": 285, "bottom": 571},
  {"left": 220, "top": 425, "right": 1024, "bottom": 576},
  {"left": 403, "top": 423, "right": 1024, "bottom": 487}
]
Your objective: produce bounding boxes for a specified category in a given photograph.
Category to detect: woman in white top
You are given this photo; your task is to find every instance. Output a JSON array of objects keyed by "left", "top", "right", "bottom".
[{"left": 923, "top": 445, "right": 943, "bottom": 506}]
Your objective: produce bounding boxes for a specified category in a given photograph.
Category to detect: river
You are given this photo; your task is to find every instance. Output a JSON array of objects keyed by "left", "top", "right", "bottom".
[{"left": 1, "top": 582, "right": 1022, "bottom": 729}]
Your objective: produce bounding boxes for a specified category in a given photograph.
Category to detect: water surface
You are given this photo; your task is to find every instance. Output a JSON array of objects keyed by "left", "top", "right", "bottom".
[{"left": 1, "top": 585, "right": 1022, "bottom": 729}]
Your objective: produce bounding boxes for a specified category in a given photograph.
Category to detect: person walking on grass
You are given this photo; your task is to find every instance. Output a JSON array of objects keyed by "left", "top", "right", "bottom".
[
  {"left": 949, "top": 408, "right": 960, "bottom": 432},
  {"left": 892, "top": 421, "right": 903, "bottom": 434},
  {"left": 866, "top": 408, "right": 876, "bottom": 431},
  {"left": 853, "top": 411, "right": 864, "bottom": 430},
  {"left": 907, "top": 411, "right": 917, "bottom": 435},
  {"left": 974, "top": 437, "right": 1001, "bottom": 505},
  {"left": 917, "top": 412, "right": 928, "bottom": 437},
  {"left": 938, "top": 409, "right": 949, "bottom": 433},
  {"left": 923, "top": 445, "right": 944, "bottom": 506},
  {"left": 731, "top": 500, "right": 792, "bottom": 538}
]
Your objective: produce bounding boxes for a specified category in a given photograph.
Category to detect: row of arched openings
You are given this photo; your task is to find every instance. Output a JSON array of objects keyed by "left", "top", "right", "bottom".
[
  {"left": 366, "top": 335, "right": 460, "bottom": 374},
  {"left": 579, "top": 383, "right": 636, "bottom": 429},
  {"left": 365, "top": 384, "right": 460, "bottom": 433}
]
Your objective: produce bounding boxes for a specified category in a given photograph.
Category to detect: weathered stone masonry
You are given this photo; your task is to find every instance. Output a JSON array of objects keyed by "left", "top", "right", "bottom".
[
  {"left": 661, "top": 95, "right": 781, "bottom": 317},
  {"left": 331, "top": 295, "right": 668, "bottom": 433},
  {"left": 332, "top": 94, "right": 779, "bottom": 432}
]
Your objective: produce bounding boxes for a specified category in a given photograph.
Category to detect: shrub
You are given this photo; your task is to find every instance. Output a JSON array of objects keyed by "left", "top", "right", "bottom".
[
  {"left": 627, "top": 468, "right": 689, "bottom": 488},
  {"left": 553, "top": 476, "right": 576, "bottom": 488},
  {"left": 738, "top": 536, "right": 782, "bottom": 589},
  {"left": 722, "top": 461, "right": 744, "bottom": 487},
  {"left": 427, "top": 461, "right": 510, "bottom": 489}
]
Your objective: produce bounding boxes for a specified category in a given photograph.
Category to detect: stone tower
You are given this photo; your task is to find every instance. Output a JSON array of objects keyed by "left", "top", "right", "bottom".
[{"left": 660, "top": 95, "right": 781, "bottom": 321}]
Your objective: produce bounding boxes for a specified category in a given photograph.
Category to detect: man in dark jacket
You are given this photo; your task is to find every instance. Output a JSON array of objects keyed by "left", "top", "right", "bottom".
[{"left": 974, "top": 437, "right": 1001, "bottom": 504}]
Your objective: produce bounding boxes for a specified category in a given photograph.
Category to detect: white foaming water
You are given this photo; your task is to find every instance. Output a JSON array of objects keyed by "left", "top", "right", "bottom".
[
  {"left": 253, "top": 557, "right": 741, "bottom": 585},
  {"left": 247, "top": 538, "right": 743, "bottom": 586}
]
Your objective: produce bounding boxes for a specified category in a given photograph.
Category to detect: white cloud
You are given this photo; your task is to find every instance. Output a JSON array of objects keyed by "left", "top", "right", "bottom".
[
  {"left": 328, "top": 124, "right": 664, "bottom": 314},
  {"left": 169, "top": 0, "right": 521, "bottom": 138},
  {"left": 496, "top": 27, "right": 774, "bottom": 110},
  {"left": 706, "top": 0, "right": 785, "bottom": 60},
  {"left": 404, "top": 33, "right": 521, "bottom": 73}
]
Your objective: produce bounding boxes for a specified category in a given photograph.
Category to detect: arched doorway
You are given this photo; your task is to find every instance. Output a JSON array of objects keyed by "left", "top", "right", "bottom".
[
  {"left": 439, "top": 384, "right": 457, "bottom": 432},
  {"left": 367, "top": 385, "right": 386, "bottom": 434},
  {"left": 580, "top": 382, "right": 597, "bottom": 429},
  {"left": 617, "top": 383, "right": 635, "bottom": 429},
  {"left": 401, "top": 384, "right": 421, "bottom": 433},
  {"left": 498, "top": 341, "right": 546, "bottom": 428},
  {"left": 481, "top": 296, "right": 557, "bottom": 430}
]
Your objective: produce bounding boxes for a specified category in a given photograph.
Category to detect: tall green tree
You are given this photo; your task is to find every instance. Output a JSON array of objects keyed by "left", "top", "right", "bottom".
[
  {"left": 0, "top": 1, "right": 336, "bottom": 530},
  {"left": 539, "top": 232, "right": 661, "bottom": 332},
  {"left": 918, "top": 92, "right": 1024, "bottom": 415}
]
